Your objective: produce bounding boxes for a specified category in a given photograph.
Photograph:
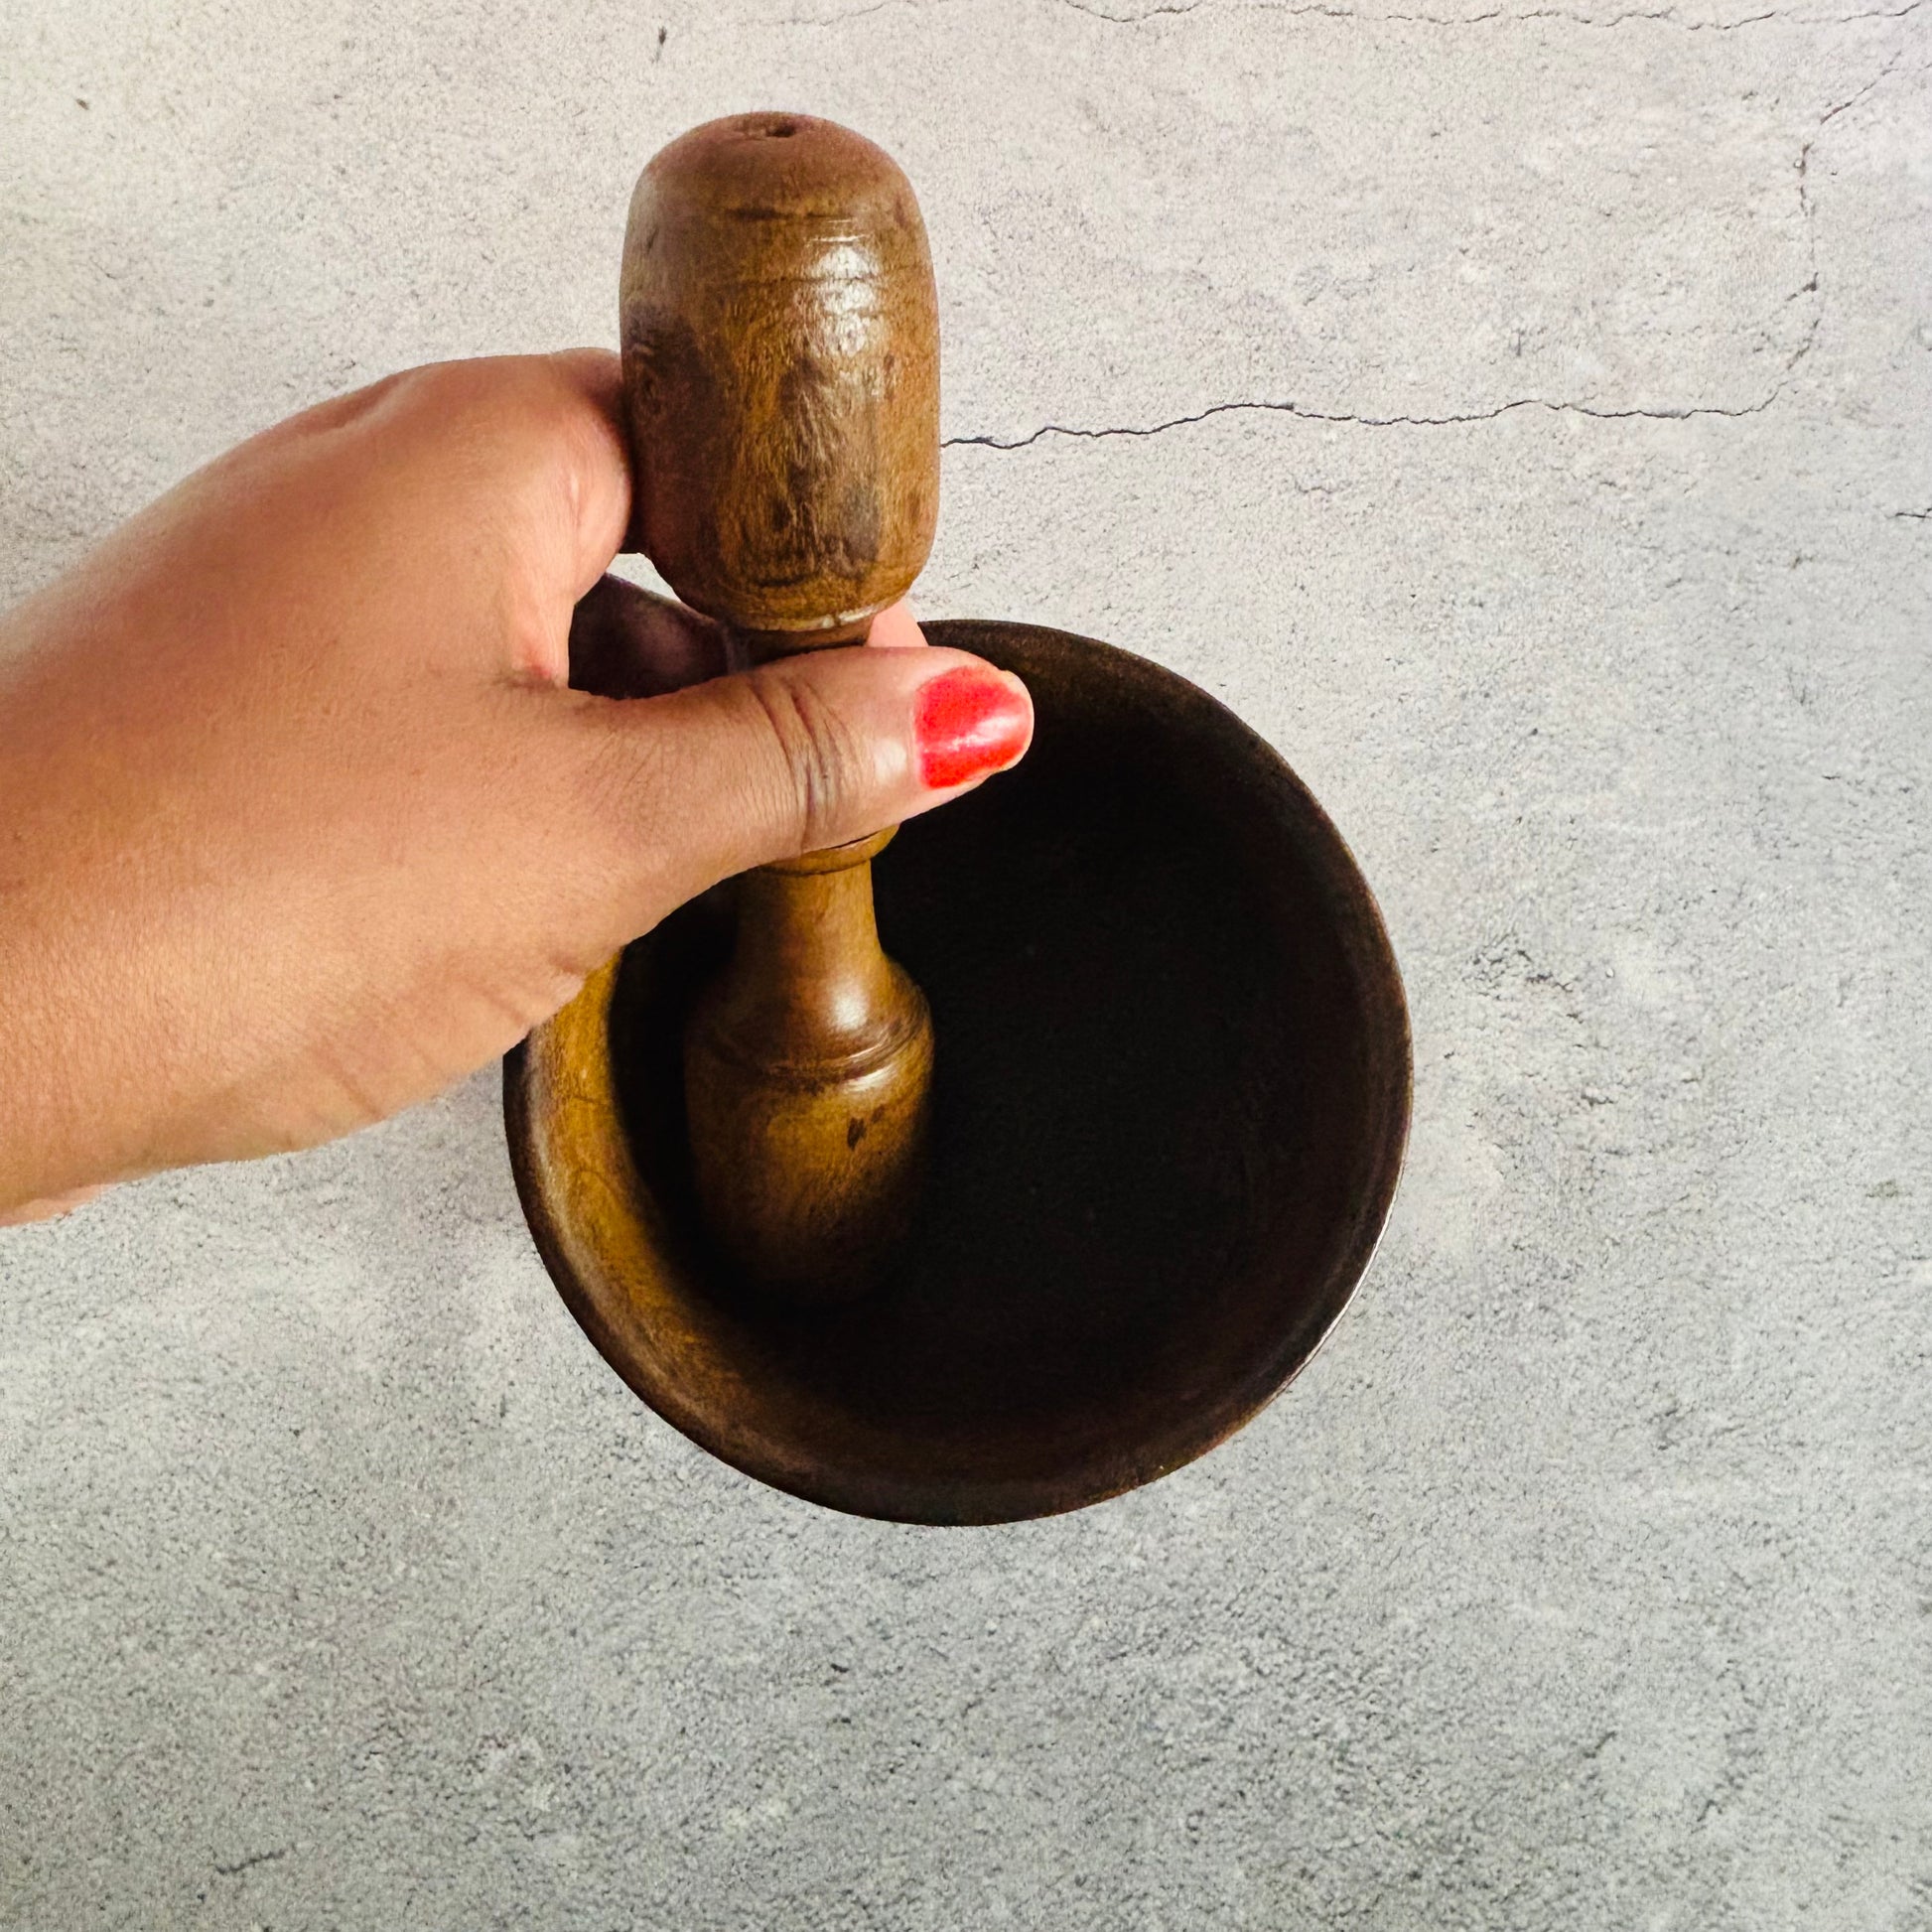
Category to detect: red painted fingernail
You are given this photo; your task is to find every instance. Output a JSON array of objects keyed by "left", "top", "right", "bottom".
[{"left": 914, "top": 666, "right": 1032, "bottom": 789}]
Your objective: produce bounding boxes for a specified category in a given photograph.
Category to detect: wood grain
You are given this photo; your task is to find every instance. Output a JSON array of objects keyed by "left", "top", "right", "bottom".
[
  {"left": 621, "top": 112, "right": 941, "bottom": 1295},
  {"left": 621, "top": 111, "right": 939, "bottom": 649}
]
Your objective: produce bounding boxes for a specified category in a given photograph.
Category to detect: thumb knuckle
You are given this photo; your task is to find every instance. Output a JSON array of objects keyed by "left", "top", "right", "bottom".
[{"left": 743, "top": 669, "right": 866, "bottom": 852}]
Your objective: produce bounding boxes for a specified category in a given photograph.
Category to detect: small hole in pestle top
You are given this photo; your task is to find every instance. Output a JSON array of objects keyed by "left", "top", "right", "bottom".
[{"left": 763, "top": 119, "right": 799, "bottom": 138}]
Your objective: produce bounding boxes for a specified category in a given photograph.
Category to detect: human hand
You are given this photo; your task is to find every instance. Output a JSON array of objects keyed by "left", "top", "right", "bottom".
[{"left": 0, "top": 352, "right": 1031, "bottom": 1218}]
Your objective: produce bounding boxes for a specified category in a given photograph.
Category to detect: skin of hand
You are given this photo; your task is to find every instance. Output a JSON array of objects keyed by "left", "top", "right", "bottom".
[{"left": 0, "top": 350, "right": 1033, "bottom": 1221}]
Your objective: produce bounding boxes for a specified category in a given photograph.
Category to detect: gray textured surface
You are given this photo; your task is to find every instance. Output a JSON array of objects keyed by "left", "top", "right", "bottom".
[{"left": 4, "top": 1, "right": 1931, "bottom": 1925}]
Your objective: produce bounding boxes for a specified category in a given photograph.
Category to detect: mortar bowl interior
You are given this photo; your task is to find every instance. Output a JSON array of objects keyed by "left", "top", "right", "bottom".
[{"left": 504, "top": 620, "right": 1411, "bottom": 1524}]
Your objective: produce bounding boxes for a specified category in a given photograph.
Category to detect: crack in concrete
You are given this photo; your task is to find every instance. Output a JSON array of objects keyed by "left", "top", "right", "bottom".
[
  {"left": 779, "top": 0, "right": 897, "bottom": 20},
  {"left": 1140, "top": 1, "right": 1792, "bottom": 24},
  {"left": 943, "top": 391, "right": 1781, "bottom": 450},
  {"left": 1198, "top": 0, "right": 1926, "bottom": 21},
  {"left": 945, "top": 48, "right": 1921, "bottom": 453},
  {"left": 212, "top": 1846, "right": 290, "bottom": 1878},
  {"left": 1783, "top": 48, "right": 1919, "bottom": 370},
  {"left": 1895, "top": 507, "right": 1932, "bottom": 521},
  {"left": 783, "top": 0, "right": 1927, "bottom": 30},
  {"left": 1058, "top": 0, "right": 1206, "bottom": 15}
]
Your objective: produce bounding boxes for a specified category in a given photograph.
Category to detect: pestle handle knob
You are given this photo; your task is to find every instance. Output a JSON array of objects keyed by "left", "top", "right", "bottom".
[{"left": 620, "top": 112, "right": 940, "bottom": 656}]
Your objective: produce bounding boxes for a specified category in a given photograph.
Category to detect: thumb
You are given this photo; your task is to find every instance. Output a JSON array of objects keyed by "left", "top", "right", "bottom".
[{"left": 570, "top": 642, "right": 1034, "bottom": 914}]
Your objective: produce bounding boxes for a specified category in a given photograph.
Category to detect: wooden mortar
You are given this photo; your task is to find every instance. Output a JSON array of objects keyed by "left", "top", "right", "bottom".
[{"left": 503, "top": 114, "right": 1414, "bottom": 1524}]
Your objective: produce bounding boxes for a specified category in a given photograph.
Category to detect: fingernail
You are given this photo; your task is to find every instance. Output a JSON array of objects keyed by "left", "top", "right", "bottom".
[{"left": 914, "top": 666, "right": 1032, "bottom": 790}]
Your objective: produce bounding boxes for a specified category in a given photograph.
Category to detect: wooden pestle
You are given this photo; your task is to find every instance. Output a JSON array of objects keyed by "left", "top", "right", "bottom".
[{"left": 620, "top": 112, "right": 940, "bottom": 1299}]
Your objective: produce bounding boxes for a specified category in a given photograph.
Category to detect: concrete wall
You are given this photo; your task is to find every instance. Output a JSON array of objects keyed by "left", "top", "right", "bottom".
[{"left": 2, "top": 0, "right": 1929, "bottom": 1924}]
